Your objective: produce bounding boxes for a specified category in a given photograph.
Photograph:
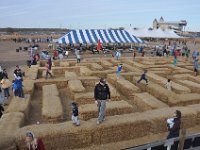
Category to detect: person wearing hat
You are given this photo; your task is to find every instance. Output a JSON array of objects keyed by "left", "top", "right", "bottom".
[
  {"left": 94, "top": 78, "right": 111, "bottom": 124},
  {"left": 25, "top": 131, "right": 45, "bottom": 150}
]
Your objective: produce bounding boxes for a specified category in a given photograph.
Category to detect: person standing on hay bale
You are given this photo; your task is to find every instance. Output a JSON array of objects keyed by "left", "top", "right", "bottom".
[
  {"left": 0, "top": 104, "right": 4, "bottom": 118},
  {"left": 45, "top": 62, "right": 53, "bottom": 80},
  {"left": 137, "top": 70, "right": 148, "bottom": 85},
  {"left": 166, "top": 110, "right": 181, "bottom": 139},
  {"left": 25, "top": 131, "right": 45, "bottom": 150},
  {"left": 71, "top": 102, "right": 80, "bottom": 126},
  {"left": 94, "top": 78, "right": 111, "bottom": 125},
  {"left": 116, "top": 64, "right": 123, "bottom": 79},
  {"left": 194, "top": 57, "right": 199, "bottom": 76},
  {"left": 165, "top": 79, "right": 172, "bottom": 91}
]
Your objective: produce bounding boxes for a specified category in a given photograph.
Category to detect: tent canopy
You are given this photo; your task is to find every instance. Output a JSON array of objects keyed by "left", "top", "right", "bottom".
[
  {"left": 57, "top": 29, "right": 143, "bottom": 44},
  {"left": 125, "top": 27, "right": 181, "bottom": 39}
]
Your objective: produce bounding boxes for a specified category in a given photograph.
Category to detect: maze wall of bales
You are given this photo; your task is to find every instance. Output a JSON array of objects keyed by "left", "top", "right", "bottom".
[{"left": 1, "top": 57, "right": 200, "bottom": 149}]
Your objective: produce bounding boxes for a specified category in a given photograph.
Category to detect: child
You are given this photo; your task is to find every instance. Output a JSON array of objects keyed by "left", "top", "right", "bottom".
[
  {"left": 45, "top": 62, "right": 53, "bottom": 79},
  {"left": 167, "top": 118, "right": 174, "bottom": 129},
  {"left": 116, "top": 64, "right": 123, "bottom": 78},
  {"left": 71, "top": 102, "right": 80, "bottom": 126},
  {"left": 165, "top": 79, "right": 172, "bottom": 91},
  {"left": 137, "top": 70, "right": 148, "bottom": 85}
]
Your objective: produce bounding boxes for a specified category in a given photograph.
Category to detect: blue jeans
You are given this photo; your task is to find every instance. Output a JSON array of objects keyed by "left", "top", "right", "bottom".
[
  {"left": 18, "top": 88, "right": 24, "bottom": 98},
  {"left": 97, "top": 100, "right": 107, "bottom": 122},
  {"left": 4, "top": 88, "right": 10, "bottom": 98}
]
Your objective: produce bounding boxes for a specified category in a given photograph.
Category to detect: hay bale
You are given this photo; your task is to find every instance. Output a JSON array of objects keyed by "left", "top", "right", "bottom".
[
  {"left": 116, "top": 78, "right": 140, "bottom": 97},
  {"left": 42, "top": 95, "right": 63, "bottom": 122},
  {"left": 175, "top": 93, "right": 200, "bottom": 106},
  {"left": 68, "top": 80, "right": 85, "bottom": 93},
  {"left": 133, "top": 93, "right": 169, "bottom": 111},
  {"left": 15, "top": 122, "right": 93, "bottom": 150},
  {"left": 23, "top": 80, "right": 34, "bottom": 94},
  {"left": 6, "top": 95, "right": 31, "bottom": 120},
  {"left": 42, "top": 84, "right": 59, "bottom": 97},
  {"left": 188, "top": 104, "right": 200, "bottom": 124},
  {"left": 79, "top": 100, "right": 134, "bottom": 120},
  {"left": 143, "top": 107, "right": 197, "bottom": 134},
  {"left": 144, "top": 83, "right": 178, "bottom": 105},
  {"left": 91, "top": 70, "right": 116, "bottom": 78},
  {"left": 65, "top": 71, "right": 77, "bottom": 80},
  {"left": 0, "top": 112, "right": 24, "bottom": 149},
  {"left": 60, "top": 61, "right": 70, "bottom": 67},
  {"left": 177, "top": 80, "right": 200, "bottom": 93},
  {"left": 79, "top": 66, "right": 92, "bottom": 76},
  {"left": 78, "top": 76, "right": 99, "bottom": 87},
  {"left": 101, "top": 60, "right": 114, "bottom": 69},
  {"left": 92, "top": 113, "right": 152, "bottom": 144},
  {"left": 173, "top": 67, "right": 193, "bottom": 74},
  {"left": 147, "top": 72, "right": 191, "bottom": 94}
]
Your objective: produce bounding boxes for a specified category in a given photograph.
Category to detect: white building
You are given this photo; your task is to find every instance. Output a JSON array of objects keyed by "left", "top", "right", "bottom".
[{"left": 153, "top": 17, "right": 187, "bottom": 31}]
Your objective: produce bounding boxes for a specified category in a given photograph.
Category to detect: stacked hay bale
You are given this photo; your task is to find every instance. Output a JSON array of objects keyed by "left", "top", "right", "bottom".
[
  {"left": 14, "top": 106, "right": 199, "bottom": 149},
  {"left": 136, "top": 81, "right": 177, "bottom": 105},
  {"left": 144, "top": 107, "right": 197, "bottom": 134},
  {"left": 6, "top": 95, "right": 31, "bottom": 120},
  {"left": 42, "top": 84, "right": 63, "bottom": 122},
  {"left": 65, "top": 71, "right": 77, "bottom": 80},
  {"left": 147, "top": 72, "right": 191, "bottom": 94},
  {"left": 174, "top": 93, "right": 200, "bottom": 106},
  {"left": 67, "top": 79, "right": 85, "bottom": 99},
  {"left": 177, "top": 80, "right": 200, "bottom": 93},
  {"left": 79, "top": 100, "right": 134, "bottom": 120},
  {"left": 60, "top": 61, "right": 69, "bottom": 67},
  {"left": 23, "top": 80, "right": 35, "bottom": 95},
  {"left": 79, "top": 66, "right": 92, "bottom": 76},
  {"left": 100, "top": 60, "right": 114, "bottom": 69},
  {"left": 0, "top": 112, "right": 24, "bottom": 150},
  {"left": 24, "top": 67, "right": 38, "bottom": 80},
  {"left": 108, "top": 75, "right": 140, "bottom": 98},
  {"left": 133, "top": 93, "right": 169, "bottom": 111}
]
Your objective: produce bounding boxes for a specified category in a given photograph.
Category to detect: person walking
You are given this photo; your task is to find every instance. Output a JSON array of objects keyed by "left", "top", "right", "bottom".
[
  {"left": 25, "top": 131, "right": 45, "bottom": 150},
  {"left": 116, "top": 64, "right": 123, "bottom": 78},
  {"left": 137, "top": 70, "right": 148, "bottom": 85},
  {"left": 167, "top": 110, "right": 182, "bottom": 139},
  {"left": 194, "top": 57, "right": 199, "bottom": 76},
  {"left": 94, "top": 78, "right": 111, "bottom": 124},
  {"left": 45, "top": 62, "right": 53, "bottom": 79}
]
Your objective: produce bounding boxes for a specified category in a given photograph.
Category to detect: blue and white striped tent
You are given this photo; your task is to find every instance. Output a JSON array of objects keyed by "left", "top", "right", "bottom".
[{"left": 57, "top": 29, "right": 143, "bottom": 44}]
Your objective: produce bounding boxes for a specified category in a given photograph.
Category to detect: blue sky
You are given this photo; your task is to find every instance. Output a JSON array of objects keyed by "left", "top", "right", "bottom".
[{"left": 0, "top": 0, "right": 200, "bottom": 31}]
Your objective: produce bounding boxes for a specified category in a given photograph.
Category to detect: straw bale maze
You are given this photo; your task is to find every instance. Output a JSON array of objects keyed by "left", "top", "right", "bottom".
[{"left": 1, "top": 57, "right": 200, "bottom": 150}]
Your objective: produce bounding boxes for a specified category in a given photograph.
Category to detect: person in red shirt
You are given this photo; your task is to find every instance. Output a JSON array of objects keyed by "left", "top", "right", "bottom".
[{"left": 25, "top": 131, "right": 45, "bottom": 150}]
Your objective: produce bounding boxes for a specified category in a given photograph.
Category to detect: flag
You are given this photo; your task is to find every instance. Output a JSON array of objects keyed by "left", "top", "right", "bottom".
[{"left": 97, "top": 39, "right": 101, "bottom": 51}]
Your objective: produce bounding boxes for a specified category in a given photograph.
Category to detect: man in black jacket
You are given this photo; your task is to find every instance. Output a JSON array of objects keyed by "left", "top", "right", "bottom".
[{"left": 94, "top": 78, "right": 110, "bottom": 124}]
